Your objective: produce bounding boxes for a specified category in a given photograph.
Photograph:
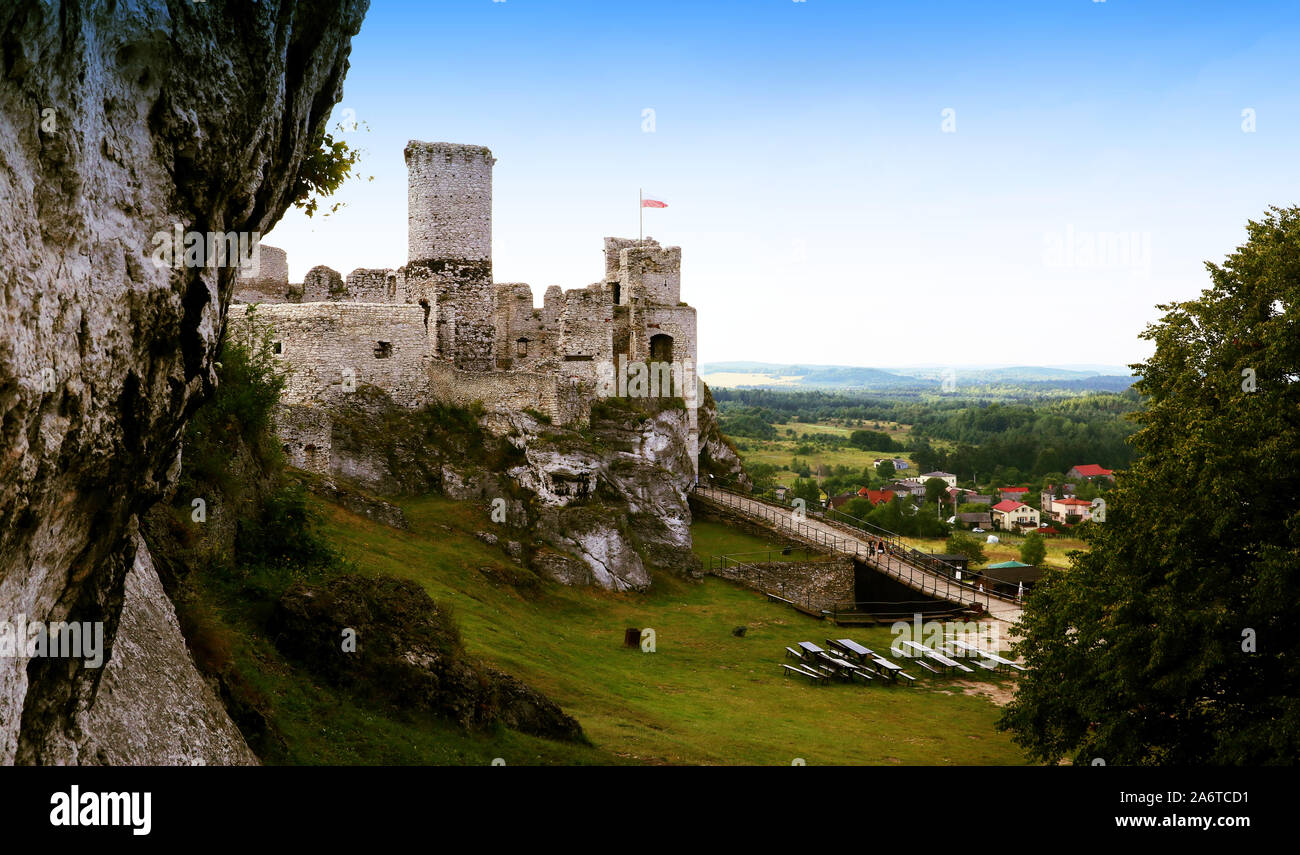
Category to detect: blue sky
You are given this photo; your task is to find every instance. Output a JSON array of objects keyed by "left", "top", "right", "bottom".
[{"left": 265, "top": 0, "right": 1300, "bottom": 369}]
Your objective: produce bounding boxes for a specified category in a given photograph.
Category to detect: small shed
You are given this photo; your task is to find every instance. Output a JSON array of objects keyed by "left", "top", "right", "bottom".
[
  {"left": 927, "top": 553, "right": 970, "bottom": 575},
  {"left": 979, "top": 560, "right": 1043, "bottom": 597}
]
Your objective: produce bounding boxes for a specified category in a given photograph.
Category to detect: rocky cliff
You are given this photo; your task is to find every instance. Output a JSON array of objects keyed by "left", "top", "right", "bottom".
[
  {"left": 0, "top": 0, "right": 367, "bottom": 765},
  {"left": 316, "top": 389, "right": 708, "bottom": 591}
]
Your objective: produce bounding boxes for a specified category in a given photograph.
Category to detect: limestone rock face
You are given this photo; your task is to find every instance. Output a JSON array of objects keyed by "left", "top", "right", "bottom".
[
  {"left": 0, "top": 0, "right": 368, "bottom": 764},
  {"left": 697, "top": 383, "right": 751, "bottom": 490},
  {"left": 501, "top": 406, "right": 698, "bottom": 591},
  {"left": 309, "top": 389, "right": 701, "bottom": 591},
  {"left": 74, "top": 534, "right": 260, "bottom": 766}
]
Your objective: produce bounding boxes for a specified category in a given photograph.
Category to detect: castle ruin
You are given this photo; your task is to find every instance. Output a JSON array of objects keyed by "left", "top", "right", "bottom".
[{"left": 229, "top": 141, "right": 699, "bottom": 479}]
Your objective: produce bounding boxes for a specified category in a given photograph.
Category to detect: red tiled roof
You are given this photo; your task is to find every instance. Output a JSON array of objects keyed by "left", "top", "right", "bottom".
[
  {"left": 865, "top": 489, "right": 895, "bottom": 505},
  {"left": 999, "top": 486, "right": 1028, "bottom": 494},
  {"left": 992, "top": 500, "right": 1028, "bottom": 512},
  {"left": 1070, "top": 464, "right": 1112, "bottom": 477},
  {"left": 1056, "top": 497, "right": 1092, "bottom": 506}
]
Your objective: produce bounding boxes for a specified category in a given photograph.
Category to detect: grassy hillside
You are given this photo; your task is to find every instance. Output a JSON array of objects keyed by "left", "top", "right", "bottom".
[{"left": 285, "top": 492, "right": 1028, "bottom": 765}]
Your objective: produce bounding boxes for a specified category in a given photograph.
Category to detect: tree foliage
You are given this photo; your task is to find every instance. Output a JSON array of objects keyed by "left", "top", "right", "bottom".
[
  {"left": 946, "top": 531, "right": 988, "bottom": 566},
  {"left": 999, "top": 206, "right": 1300, "bottom": 765},
  {"left": 289, "top": 121, "right": 370, "bottom": 218},
  {"left": 1018, "top": 532, "right": 1047, "bottom": 567}
]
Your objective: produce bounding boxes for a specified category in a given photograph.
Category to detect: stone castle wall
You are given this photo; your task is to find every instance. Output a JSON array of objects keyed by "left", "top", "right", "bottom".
[
  {"left": 228, "top": 303, "right": 430, "bottom": 408},
  {"left": 229, "top": 142, "right": 700, "bottom": 473},
  {"left": 427, "top": 361, "right": 591, "bottom": 427},
  {"left": 622, "top": 244, "right": 681, "bottom": 305},
  {"left": 233, "top": 244, "right": 289, "bottom": 303},
  {"left": 302, "top": 265, "right": 345, "bottom": 302},
  {"left": 346, "top": 268, "right": 398, "bottom": 302},
  {"left": 274, "top": 403, "right": 333, "bottom": 476}
]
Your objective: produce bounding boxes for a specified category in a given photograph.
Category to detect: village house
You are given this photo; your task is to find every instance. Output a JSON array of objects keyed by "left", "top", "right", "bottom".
[
  {"left": 1039, "top": 484, "right": 1077, "bottom": 507},
  {"left": 991, "top": 499, "right": 1040, "bottom": 530},
  {"left": 889, "top": 478, "right": 928, "bottom": 498},
  {"left": 1048, "top": 496, "right": 1095, "bottom": 523},
  {"left": 827, "top": 492, "right": 857, "bottom": 510},
  {"left": 1067, "top": 464, "right": 1113, "bottom": 482},
  {"left": 921, "top": 471, "right": 957, "bottom": 487}
]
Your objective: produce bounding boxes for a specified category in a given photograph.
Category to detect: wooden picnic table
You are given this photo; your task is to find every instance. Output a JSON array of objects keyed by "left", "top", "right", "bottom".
[
  {"left": 797, "top": 641, "right": 825, "bottom": 657},
  {"left": 899, "top": 640, "right": 974, "bottom": 673},
  {"left": 946, "top": 639, "right": 1026, "bottom": 671},
  {"left": 828, "top": 638, "right": 873, "bottom": 661},
  {"left": 827, "top": 638, "right": 915, "bottom": 682}
]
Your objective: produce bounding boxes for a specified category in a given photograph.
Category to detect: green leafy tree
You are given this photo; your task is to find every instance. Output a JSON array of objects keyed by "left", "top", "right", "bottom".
[
  {"left": 999, "top": 206, "right": 1300, "bottom": 765},
  {"left": 945, "top": 531, "right": 988, "bottom": 566},
  {"left": 1018, "top": 532, "right": 1046, "bottom": 566},
  {"left": 790, "top": 477, "right": 822, "bottom": 508},
  {"left": 747, "top": 462, "right": 778, "bottom": 493},
  {"left": 876, "top": 460, "right": 896, "bottom": 482},
  {"left": 924, "top": 477, "right": 949, "bottom": 506},
  {"left": 849, "top": 429, "right": 895, "bottom": 451},
  {"left": 290, "top": 120, "right": 373, "bottom": 218},
  {"left": 841, "top": 497, "right": 875, "bottom": 520}
]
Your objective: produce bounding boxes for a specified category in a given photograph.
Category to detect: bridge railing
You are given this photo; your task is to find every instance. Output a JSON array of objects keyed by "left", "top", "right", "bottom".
[
  {"left": 692, "top": 484, "right": 1020, "bottom": 610},
  {"left": 709, "top": 547, "right": 834, "bottom": 569},
  {"left": 829, "top": 599, "right": 974, "bottom": 623}
]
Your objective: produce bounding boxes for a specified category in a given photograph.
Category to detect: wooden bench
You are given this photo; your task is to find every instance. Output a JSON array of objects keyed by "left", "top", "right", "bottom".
[
  {"left": 899, "top": 640, "right": 975, "bottom": 674},
  {"left": 785, "top": 646, "right": 803, "bottom": 661},
  {"left": 781, "top": 664, "right": 827, "bottom": 685}
]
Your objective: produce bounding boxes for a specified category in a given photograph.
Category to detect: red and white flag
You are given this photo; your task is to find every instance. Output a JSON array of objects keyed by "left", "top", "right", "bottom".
[{"left": 641, "top": 193, "right": 667, "bottom": 208}]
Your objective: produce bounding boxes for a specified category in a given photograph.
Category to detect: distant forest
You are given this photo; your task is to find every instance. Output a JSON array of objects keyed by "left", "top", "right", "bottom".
[{"left": 713, "top": 387, "right": 1143, "bottom": 483}]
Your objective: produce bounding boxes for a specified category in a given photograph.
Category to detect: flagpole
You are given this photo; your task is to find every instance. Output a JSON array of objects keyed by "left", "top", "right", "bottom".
[{"left": 639, "top": 188, "right": 643, "bottom": 240}]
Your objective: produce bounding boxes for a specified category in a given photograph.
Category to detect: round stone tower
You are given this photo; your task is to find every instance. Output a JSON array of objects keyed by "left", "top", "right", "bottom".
[{"left": 404, "top": 141, "right": 495, "bottom": 265}]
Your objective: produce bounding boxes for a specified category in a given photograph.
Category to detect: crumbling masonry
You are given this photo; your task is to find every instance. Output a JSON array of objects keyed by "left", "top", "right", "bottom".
[{"left": 229, "top": 141, "right": 699, "bottom": 479}]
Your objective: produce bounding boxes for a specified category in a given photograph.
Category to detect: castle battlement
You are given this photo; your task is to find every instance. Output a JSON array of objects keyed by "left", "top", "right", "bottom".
[{"left": 233, "top": 142, "right": 700, "bottom": 473}]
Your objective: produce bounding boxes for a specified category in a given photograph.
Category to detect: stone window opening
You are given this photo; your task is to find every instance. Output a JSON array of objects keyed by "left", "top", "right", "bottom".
[
  {"left": 650, "top": 333, "right": 674, "bottom": 363},
  {"left": 650, "top": 333, "right": 675, "bottom": 395},
  {"left": 374, "top": 341, "right": 393, "bottom": 359},
  {"left": 272, "top": 340, "right": 283, "bottom": 355},
  {"left": 516, "top": 337, "right": 529, "bottom": 358}
]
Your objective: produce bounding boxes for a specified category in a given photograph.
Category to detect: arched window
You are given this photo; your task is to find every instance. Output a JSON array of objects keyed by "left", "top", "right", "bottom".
[{"left": 649, "top": 333, "right": 673, "bottom": 363}]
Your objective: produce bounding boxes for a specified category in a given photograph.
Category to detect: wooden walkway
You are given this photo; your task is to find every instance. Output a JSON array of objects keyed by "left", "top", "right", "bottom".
[{"left": 693, "top": 485, "right": 1023, "bottom": 625}]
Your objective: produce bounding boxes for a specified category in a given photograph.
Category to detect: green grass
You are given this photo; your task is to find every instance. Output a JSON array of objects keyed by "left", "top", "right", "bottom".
[
  {"left": 298, "top": 492, "right": 1028, "bottom": 765},
  {"left": 734, "top": 419, "right": 962, "bottom": 488},
  {"left": 904, "top": 532, "right": 1087, "bottom": 571},
  {"left": 734, "top": 420, "right": 916, "bottom": 488},
  {"left": 689, "top": 519, "right": 830, "bottom": 565}
]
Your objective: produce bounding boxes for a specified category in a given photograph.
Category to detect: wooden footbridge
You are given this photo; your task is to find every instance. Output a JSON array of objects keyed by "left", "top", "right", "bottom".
[{"left": 692, "top": 485, "right": 1024, "bottom": 625}]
